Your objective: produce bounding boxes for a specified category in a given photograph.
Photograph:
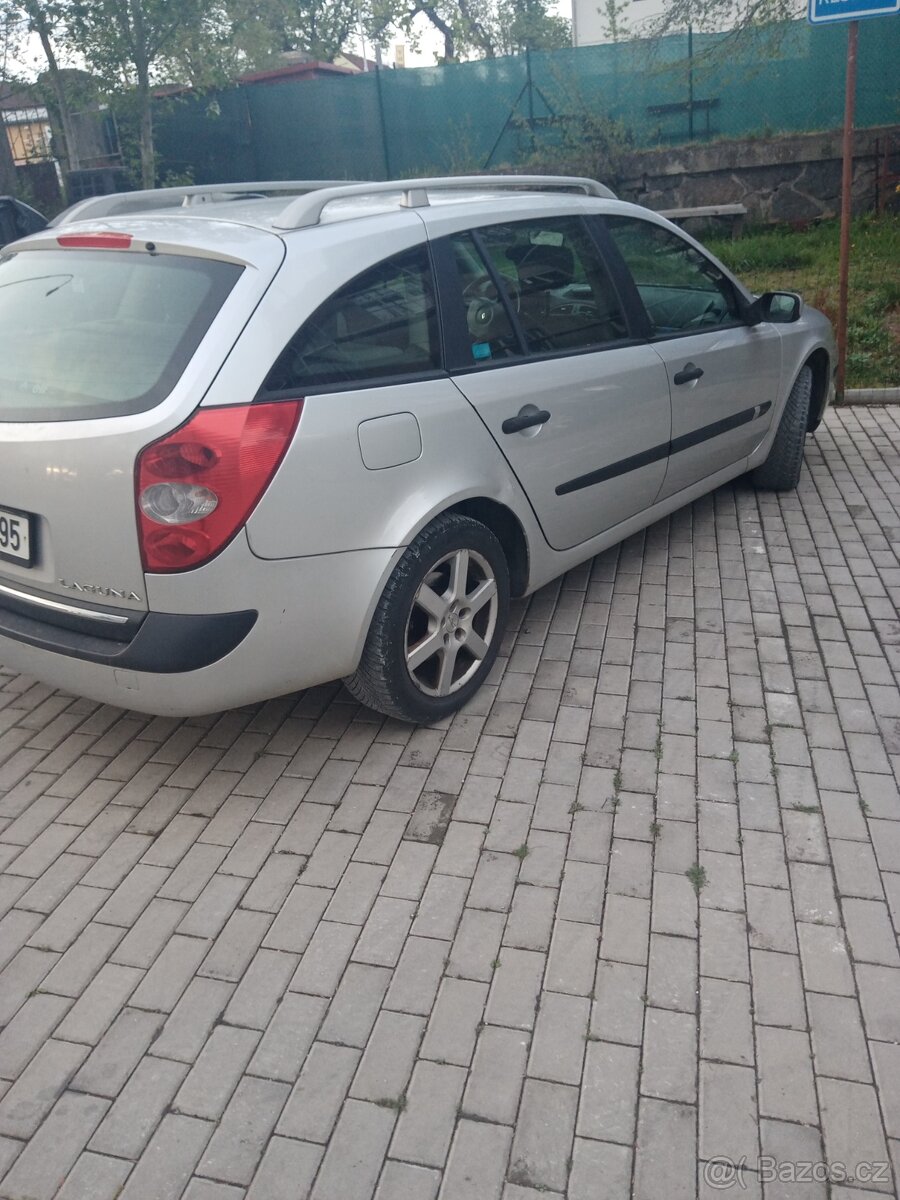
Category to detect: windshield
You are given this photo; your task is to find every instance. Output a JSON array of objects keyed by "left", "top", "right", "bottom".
[{"left": 0, "top": 249, "right": 242, "bottom": 422}]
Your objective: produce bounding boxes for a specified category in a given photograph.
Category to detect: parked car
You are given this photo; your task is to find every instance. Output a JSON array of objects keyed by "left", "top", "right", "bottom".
[
  {"left": 0, "top": 196, "right": 46, "bottom": 249},
  {"left": 0, "top": 176, "right": 835, "bottom": 721}
]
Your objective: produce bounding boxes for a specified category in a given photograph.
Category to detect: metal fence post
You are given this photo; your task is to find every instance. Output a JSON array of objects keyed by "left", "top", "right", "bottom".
[
  {"left": 836, "top": 19, "right": 859, "bottom": 403},
  {"left": 375, "top": 65, "right": 391, "bottom": 180}
]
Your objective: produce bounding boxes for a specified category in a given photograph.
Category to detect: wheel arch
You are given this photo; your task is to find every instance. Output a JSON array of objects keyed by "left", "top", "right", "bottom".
[
  {"left": 805, "top": 348, "right": 832, "bottom": 432},
  {"left": 445, "top": 497, "right": 530, "bottom": 598}
]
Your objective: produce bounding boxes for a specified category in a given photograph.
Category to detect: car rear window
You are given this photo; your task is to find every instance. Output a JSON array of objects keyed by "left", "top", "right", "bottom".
[{"left": 0, "top": 249, "right": 242, "bottom": 422}]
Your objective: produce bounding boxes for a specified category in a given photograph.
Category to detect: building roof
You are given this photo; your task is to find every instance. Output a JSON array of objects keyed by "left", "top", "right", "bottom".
[
  {"left": 236, "top": 61, "right": 355, "bottom": 86},
  {"left": 0, "top": 84, "right": 43, "bottom": 112},
  {"left": 152, "top": 58, "right": 355, "bottom": 101},
  {"left": 337, "top": 52, "right": 381, "bottom": 72}
]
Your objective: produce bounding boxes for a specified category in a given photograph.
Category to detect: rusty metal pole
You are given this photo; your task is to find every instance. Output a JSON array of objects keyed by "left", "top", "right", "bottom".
[{"left": 836, "top": 19, "right": 859, "bottom": 402}]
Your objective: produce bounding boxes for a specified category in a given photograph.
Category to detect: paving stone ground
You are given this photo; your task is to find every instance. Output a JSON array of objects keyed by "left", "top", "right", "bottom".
[{"left": 1, "top": 405, "right": 900, "bottom": 1200}]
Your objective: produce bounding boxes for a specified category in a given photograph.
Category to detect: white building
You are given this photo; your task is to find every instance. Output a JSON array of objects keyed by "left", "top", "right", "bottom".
[{"left": 571, "top": 0, "right": 668, "bottom": 45}]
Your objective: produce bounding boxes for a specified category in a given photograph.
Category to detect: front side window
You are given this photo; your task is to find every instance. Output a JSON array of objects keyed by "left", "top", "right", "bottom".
[
  {"left": 605, "top": 216, "right": 740, "bottom": 337},
  {"left": 262, "top": 245, "right": 440, "bottom": 394},
  {"left": 0, "top": 249, "right": 241, "bottom": 422}
]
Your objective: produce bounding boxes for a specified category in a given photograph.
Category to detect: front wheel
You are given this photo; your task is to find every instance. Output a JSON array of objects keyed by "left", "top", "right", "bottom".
[
  {"left": 345, "top": 513, "right": 510, "bottom": 723},
  {"left": 752, "top": 365, "right": 813, "bottom": 491}
]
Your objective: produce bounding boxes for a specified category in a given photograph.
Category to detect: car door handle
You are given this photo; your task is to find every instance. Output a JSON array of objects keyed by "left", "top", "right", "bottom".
[
  {"left": 673, "top": 363, "right": 704, "bottom": 385},
  {"left": 502, "top": 409, "right": 551, "bottom": 434}
]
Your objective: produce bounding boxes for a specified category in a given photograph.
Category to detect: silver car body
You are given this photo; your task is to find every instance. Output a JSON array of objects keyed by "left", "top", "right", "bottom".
[{"left": 0, "top": 180, "right": 836, "bottom": 714}]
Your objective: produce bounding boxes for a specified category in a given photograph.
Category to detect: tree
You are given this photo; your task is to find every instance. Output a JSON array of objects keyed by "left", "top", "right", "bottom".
[
  {"left": 369, "top": 0, "right": 570, "bottom": 61},
  {"left": 0, "top": 3, "right": 25, "bottom": 193},
  {"left": 646, "top": 0, "right": 802, "bottom": 36},
  {"left": 19, "top": 0, "right": 79, "bottom": 175},
  {"left": 494, "top": 0, "right": 570, "bottom": 54},
  {"left": 598, "top": 0, "right": 629, "bottom": 42},
  {"left": 247, "top": 0, "right": 360, "bottom": 62},
  {"left": 63, "top": 0, "right": 384, "bottom": 185},
  {"left": 66, "top": 0, "right": 237, "bottom": 187},
  {"left": 68, "top": 0, "right": 189, "bottom": 188}
]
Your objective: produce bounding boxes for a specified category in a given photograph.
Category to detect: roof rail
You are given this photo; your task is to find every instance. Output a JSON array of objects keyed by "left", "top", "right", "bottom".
[
  {"left": 272, "top": 175, "right": 616, "bottom": 231},
  {"left": 52, "top": 181, "right": 362, "bottom": 227}
]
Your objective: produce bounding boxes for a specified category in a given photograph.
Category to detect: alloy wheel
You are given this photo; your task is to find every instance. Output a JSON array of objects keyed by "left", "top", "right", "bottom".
[{"left": 404, "top": 547, "right": 499, "bottom": 697}]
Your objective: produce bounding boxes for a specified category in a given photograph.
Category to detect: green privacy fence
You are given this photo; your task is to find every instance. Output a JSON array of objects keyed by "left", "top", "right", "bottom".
[{"left": 154, "top": 18, "right": 900, "bottom": 184}]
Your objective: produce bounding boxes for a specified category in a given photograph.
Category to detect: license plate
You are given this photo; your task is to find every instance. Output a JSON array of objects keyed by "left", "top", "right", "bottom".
[{"left": 0, "top": 505, "right": 35, "bottom": 567}]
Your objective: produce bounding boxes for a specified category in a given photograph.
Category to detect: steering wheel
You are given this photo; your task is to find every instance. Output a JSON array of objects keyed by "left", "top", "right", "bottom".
[
  {"left": 685, "top": 298, "right": 723, "bottom": 329},
  {"left": 463, "top": 274, "right": 520, "bottom": 313}
]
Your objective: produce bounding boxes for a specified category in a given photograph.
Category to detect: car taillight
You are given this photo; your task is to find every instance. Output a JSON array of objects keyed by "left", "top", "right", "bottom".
[{"left": 136, "top": 401, "right": 302, "bottom": 572}]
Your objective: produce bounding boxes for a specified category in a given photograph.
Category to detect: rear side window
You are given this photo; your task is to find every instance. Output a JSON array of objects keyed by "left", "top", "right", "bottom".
[
  {"left": 261, "top": 245, "right": 440, "bottom": 394},
  {"left": 444, "top": 217, "right": 628, "bottom": 367},
  {"left": 448, "top": 232, "right": 522, "bottom": 365},
  {"left": 478, "top": 218, "right": 628, "bottom": 355},
  {"left": 0, "top": 249, "right": 241, "bottom": 422}
]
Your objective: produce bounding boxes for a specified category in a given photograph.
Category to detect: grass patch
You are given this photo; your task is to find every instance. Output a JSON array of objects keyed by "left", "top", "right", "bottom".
[
  {"left": 685, "top": 863, "right": 708, "bottom": 895},
  {"left": 706, "top": 214, "right": 900, "bottom": 389}
]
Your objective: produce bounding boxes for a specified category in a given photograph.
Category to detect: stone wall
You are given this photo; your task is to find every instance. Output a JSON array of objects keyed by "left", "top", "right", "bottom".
[{"left": 617, "top": 124, "right": 900, "bottom": 224}]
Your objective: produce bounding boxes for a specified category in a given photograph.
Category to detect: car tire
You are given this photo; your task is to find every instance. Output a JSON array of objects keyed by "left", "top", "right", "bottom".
[
  {"left": 345, "top": 513, "right": 510, "bottom": 723},
  {"left": 751, "top": 365, "right": 813, "bottom": 491}
]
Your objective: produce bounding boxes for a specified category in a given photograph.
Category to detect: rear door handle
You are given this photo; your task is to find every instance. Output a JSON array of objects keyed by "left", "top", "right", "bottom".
[
  {"left": 502, "top": 409, "right": 551, "bottom": 434},
  {"left": 673, "top": 363, "right": 704, "bottom": 385}
]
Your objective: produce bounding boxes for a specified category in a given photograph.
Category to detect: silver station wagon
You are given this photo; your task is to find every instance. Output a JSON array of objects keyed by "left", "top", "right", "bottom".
[{"left": 0, "top": 176, "right": 836, "bottom": 721}]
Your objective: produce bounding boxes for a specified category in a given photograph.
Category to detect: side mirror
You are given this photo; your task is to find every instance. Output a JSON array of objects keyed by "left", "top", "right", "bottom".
[{"left": 744, "top": 291, "right": 802, "bottom": 326}]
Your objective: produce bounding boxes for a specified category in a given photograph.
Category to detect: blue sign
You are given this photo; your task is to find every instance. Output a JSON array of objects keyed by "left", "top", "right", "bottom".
[{"left": 809, "top": 0, "right": 898, "bottom": 23}]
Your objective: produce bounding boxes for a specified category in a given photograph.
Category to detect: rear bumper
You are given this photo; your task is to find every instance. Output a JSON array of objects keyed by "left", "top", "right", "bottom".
[
  {"left": 0, "top": 540, "right": 400, "bottom": 715},
  {"left": 0, "top": 585, "right": 256, "bottom": 671}
]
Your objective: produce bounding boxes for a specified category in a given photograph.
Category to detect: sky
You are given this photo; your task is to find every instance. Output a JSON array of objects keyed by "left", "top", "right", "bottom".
[{"left": 370, "top": 0, "right": 576, "bottom": 67}]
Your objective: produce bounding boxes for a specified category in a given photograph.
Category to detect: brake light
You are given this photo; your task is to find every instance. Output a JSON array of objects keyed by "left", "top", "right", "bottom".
[
  {"left": 57, "top": 232, "right": 134, "bottom": 249},
  {"left": 136, "top": 401, "right": 302, "bottom": 572}
]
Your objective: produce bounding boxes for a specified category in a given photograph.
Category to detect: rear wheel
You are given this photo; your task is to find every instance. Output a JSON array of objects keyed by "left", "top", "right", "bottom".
[
  {"left": 346, "top": 513, "right": 510, "bottom": 723},
  {"left": 752, "top": 365, "right": 813, "bottom": 491}
]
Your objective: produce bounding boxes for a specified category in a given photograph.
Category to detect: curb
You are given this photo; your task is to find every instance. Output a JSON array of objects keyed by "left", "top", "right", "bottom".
[{"left": 838, "top": 388, "right": 900, "bottom": 404}]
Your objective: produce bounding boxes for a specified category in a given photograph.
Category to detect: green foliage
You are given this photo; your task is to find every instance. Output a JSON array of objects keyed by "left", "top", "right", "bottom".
[
  {"left": 369, "top": 0, "right": 569, "bottom": 62},
  {"left": 598, "top": 0, "right": 629, "bottom": 42},
  {"left": 707, "top": 215, "right": 900, "bottom": 389},
  {"left": 251, "top": 0, "right": 359, "bottom": 63},
  {"left": 494, "top": 0, "right": 570, "bottom": 54},
  {"left": 497, "top": 66, "right": 632, "bottom": 189},
  {"left": 434, "top": 116, "right": 487, "bottom": 174},
  {"left": 646, "top": 0, "right": 805, "bottom": 38},
  {"left": 685, "top": 863, "right": 708, "bottom": 894},
  {"left": 159, "top": 164, "right": 195, "bottom": 188},
  {"left": 720, "top": 229, "right": 814, "bottom": 274}
]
